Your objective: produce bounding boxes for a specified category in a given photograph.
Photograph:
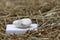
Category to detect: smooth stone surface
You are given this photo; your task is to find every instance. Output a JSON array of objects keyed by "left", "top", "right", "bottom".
[
  {"left": 13, "top": 18, "right": 32, "bottom": 28},
  {"left": 6, "top": 24, "right": 38, "bottom": 34}
]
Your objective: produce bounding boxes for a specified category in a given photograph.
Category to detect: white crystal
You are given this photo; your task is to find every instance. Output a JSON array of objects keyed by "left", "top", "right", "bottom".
[{"left": 6, "top": 24, "right": 38, "bottom": 34}]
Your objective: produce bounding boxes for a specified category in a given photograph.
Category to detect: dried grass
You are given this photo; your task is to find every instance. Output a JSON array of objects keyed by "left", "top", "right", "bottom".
[{"left": 0, "top": 0, "right": 60, "bottom": 40}]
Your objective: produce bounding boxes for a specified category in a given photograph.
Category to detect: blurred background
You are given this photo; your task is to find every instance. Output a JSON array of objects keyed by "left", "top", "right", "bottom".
[{"left": 0, "top": 0, "right": 60, "bottom": 40}]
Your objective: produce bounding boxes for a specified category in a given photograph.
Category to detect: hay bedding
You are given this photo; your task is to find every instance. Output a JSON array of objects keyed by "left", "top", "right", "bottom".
[{"left": 0, "top": 0, "right": 60, "bottom": 40}]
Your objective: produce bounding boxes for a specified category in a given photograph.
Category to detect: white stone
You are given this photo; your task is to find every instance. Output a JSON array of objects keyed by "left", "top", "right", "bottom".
[
  {"left": 13, "top": 18, "right": 32, "bottom": 28},
  {"left": 6, "top": 24, "right": 38, "bottom": 34}
]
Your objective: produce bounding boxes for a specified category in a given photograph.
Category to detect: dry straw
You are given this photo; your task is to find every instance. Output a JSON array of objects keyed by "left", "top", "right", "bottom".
[{"left": 0, "top": 0, "right": 60, "bottom": 40}]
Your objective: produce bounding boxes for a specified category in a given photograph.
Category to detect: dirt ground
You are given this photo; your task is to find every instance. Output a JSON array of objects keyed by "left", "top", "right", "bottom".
[{"left": 0, "top": 0, "right": 60, "bottom": 40}]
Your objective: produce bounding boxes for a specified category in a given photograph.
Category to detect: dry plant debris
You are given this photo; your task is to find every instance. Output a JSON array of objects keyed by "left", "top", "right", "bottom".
[{"left": 0, "top": 0, "right": 60, "bottom": 40}]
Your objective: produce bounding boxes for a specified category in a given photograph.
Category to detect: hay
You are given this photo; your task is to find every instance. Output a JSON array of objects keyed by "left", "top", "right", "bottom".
[{"left": 0, "top": 0, "right": 60, "bottom": 40}]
